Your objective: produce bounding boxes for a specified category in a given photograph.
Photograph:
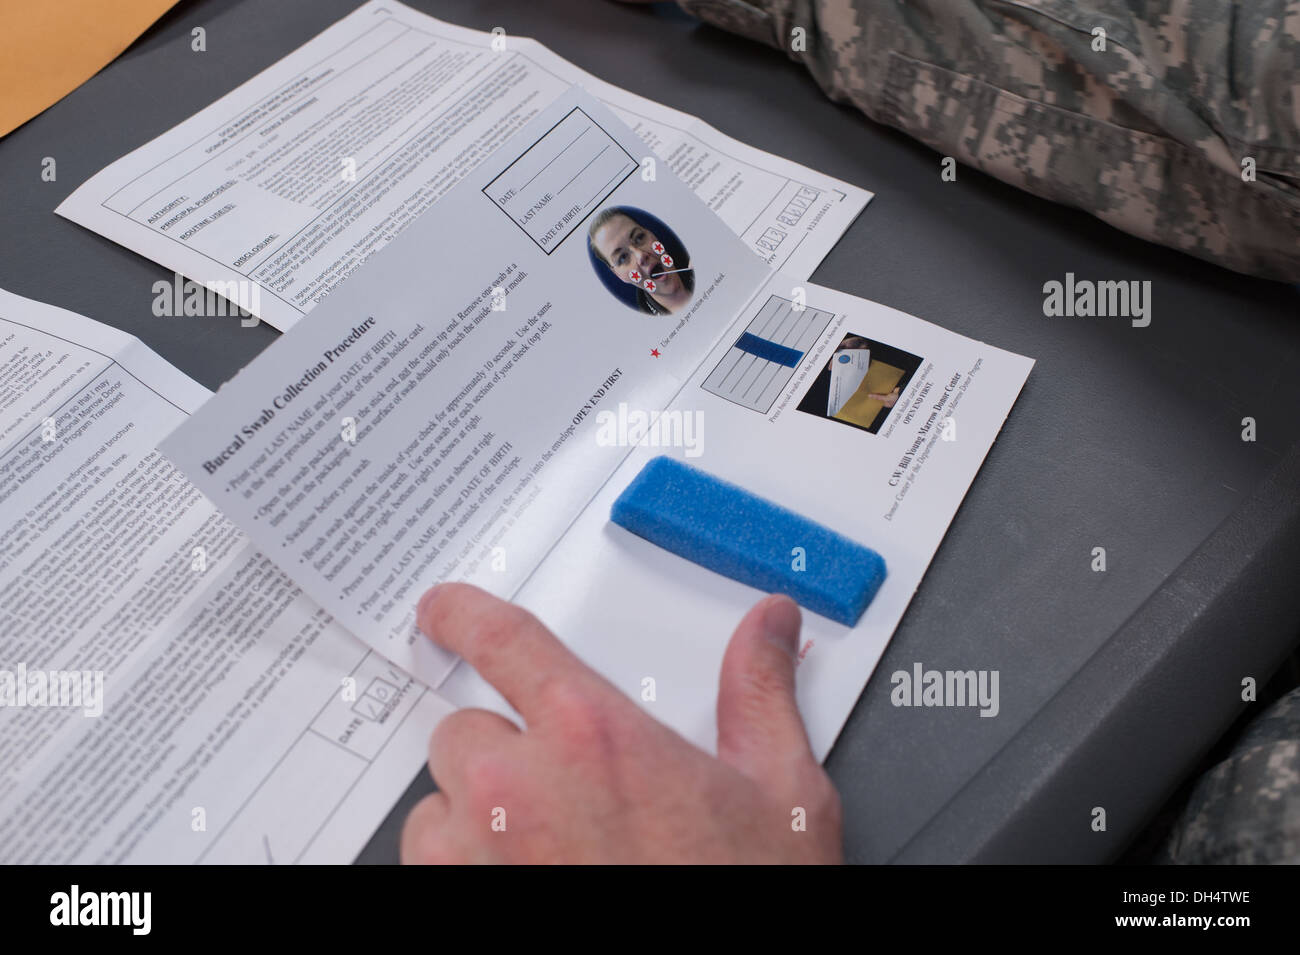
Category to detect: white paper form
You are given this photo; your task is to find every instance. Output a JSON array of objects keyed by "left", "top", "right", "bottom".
[
  {"left": 440, "top": 275, "right": 1034, "bottom": 759},
  {"left": 0, "top": 286, "right": 452, "bottom": 863},
  {"left": 55, "top": 1, "right": 871, "bottom": 332},
  {"left": 159, "top": 88, "right": 774, "bottom": 688},
  {"left": 159, "top": 86, "right": 1034, "bottom": 761}
]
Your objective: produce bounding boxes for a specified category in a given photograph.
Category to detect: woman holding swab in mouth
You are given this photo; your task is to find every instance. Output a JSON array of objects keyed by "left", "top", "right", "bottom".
[{"left": 588, "top": 207, "right": 694, "bottom": 315}]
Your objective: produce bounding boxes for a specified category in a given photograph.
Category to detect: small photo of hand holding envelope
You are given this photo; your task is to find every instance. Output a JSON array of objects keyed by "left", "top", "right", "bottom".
[{"left": 798, "top": 333, "right": 923, "bottom": 434}]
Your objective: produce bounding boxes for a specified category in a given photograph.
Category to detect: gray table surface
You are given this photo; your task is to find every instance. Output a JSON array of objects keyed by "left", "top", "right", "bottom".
[{"left": 2, "top": 0, "right": 1297, "bottom": 864}]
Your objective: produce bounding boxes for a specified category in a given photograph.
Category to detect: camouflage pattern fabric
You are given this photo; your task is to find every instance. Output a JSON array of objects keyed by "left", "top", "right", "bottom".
[
  {"left": 676, "top": 0, "right": 1300, "bottom": 281},
  {"left": 1159, "top": 686, "right": 1300, "bottom": 864}
]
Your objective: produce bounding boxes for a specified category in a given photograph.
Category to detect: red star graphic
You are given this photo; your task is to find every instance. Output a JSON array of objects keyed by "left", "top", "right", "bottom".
[
  {"left": 650, "top": 348, "right": 661, "bottom": 357},
  {"left": 643, "top": 279, "right": 656, "bottom": 292},
  {"left": 651, "top": 241, "right": 665, "bottom": 255},
  {"left": 660, "top": 253, "right": 673, "bottom": 268},
  {"left": 629, "top": 270, "right": 641, "bottom": 283}
]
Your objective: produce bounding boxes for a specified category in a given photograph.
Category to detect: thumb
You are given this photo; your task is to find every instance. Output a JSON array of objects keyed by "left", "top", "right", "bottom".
[{"left": 716, "top": 594, "right": 815, "bottom": 783}]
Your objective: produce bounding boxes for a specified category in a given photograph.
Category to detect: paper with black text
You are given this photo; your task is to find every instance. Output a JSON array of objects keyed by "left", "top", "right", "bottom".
[
  {"left": 159, "top": 87, "right": 774, "bottom": 687},
  {"left": 438, "top": 274, "right": 1034, "bottom": 759},
  {"left": 158, "top": 87, "right": 1033, "bottom": 762},
  {"left": 56, "top": 0, "right": 870, "bottom": 331},
  {"left": 0, "top": 286, "right": 451, "bottom": 863}
]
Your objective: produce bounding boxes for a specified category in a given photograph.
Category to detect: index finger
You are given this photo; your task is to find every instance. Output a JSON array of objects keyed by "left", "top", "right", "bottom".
[{"left": 417, "top": 582, "right": 603, "bottom": 721}]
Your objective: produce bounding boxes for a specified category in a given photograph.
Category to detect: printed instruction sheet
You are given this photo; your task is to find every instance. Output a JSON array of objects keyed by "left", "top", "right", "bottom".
[
  {"left": 160, "top": 87, "right": 1035, "bottom": 759},
  {"left": 161, "top": 87, "right": 774, "bottom": 686},
  {"left": 56, "top": 0, "right": 871, "bottom": 331},
  {"left": 0, "top": 287, "right": 452, "bottom": 863}
]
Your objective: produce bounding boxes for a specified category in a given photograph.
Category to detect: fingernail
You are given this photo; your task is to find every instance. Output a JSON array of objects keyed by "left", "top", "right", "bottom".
[
  {"left": 761, "top": 595, "right": 801, "bottom": 658},
  {"left": 417, "top": 585, "right": 444, "bottom": 629}
]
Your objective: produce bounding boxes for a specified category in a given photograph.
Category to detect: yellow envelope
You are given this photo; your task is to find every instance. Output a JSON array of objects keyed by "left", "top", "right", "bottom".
[
  {"left": 0, "top": 0, "right": 179, "bottom": 137},
  {"left": 832, "top": 360, "right": 905, "bottom": 429}
]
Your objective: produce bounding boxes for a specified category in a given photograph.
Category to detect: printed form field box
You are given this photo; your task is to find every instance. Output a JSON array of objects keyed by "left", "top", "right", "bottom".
[
  {"left": 702, "top": 295, "right": 835, "bottom": 413},
  {"left": 483, "top": 107, "right": 637, "bottom": 254}
]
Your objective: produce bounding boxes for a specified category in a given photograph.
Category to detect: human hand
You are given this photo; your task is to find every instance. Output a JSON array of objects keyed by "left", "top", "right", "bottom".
[
  {"left": 867, "top": 386, "right": 901, "bottom": 408},
  {"left": 401, "top": 583, "right": 843, "bottom": 864},
  {"left": 826, "top": 335, "right": 872, "bottom": 372}
]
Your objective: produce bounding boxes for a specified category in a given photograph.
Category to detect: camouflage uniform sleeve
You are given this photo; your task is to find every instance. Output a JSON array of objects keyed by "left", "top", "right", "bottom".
[
  {"left": 1159, "top": 686, "right": 1300, "bottom": 864},
  {"left": 676, "top": 0, "right": 1300, "bottom": 282}
]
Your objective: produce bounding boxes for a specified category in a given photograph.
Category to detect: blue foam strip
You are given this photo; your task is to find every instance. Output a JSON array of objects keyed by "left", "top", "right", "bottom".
[
  {"left": 610, "top": 456, "right": 886, "bottom": 626},
  {"left": 735, "top": 332, "right": 802, "bottom": 368}
]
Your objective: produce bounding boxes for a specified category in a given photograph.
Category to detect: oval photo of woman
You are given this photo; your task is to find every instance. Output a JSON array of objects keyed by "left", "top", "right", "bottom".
[{"left": 587, "top": 206, "right": 694, "bottom": 315}]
